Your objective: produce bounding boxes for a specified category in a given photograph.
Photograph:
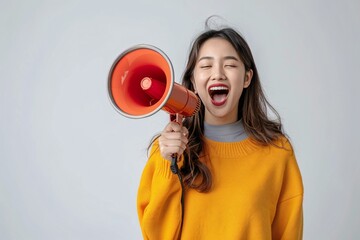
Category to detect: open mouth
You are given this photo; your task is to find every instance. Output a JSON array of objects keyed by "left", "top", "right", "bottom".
[{"left": 208, "top": 85, "right": 229, "bottom": 106}]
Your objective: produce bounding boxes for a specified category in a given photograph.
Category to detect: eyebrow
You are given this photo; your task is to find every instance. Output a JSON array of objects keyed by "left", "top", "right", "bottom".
[{"left": 197, "top": 56, "right": 240, "bottom": 62}]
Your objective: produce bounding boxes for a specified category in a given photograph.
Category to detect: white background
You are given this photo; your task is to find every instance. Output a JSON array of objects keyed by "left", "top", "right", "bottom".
[{"left": 1, "top": 0, "right": 359, "bottom": 239}]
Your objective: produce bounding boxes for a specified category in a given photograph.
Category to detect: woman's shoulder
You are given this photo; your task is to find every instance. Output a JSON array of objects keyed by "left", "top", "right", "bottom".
[
  {"left": 245, "top": 135, "right": 296, "bottom": 163},
  {"left": 266, "top": 135, "right": 295, "bottom": 155},
  {"left": 273, "top": 135, "right": 294, "bottom": 151},
  {"left": 266, "top": 135, "right": 299, "bottom": 169}
]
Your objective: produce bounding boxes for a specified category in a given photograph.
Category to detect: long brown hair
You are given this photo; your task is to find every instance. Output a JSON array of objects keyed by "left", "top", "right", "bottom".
[{"left": 180, "top": 27, "right": 284, "bottom": 192}]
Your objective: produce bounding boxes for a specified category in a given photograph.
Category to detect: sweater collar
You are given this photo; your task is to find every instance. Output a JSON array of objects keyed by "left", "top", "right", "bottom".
[{"left": 204, "top": 120, "right": 248, "bottom": 142}]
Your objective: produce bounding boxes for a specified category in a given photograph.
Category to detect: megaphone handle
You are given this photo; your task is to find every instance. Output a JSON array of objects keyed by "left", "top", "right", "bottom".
[
  {"left": 170, "top": 113, "right": 184, "bottom": 124},
  {"left": 169, "top": 113, "right": 184, "bottom": 174}
]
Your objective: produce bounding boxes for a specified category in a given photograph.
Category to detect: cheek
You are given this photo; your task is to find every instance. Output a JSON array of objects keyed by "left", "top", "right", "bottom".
[
  {"left": 192, "top": 72, "right": 207, "bottom": 89},
  {"left": 232, "top": 85, "right": 245, "bottom": 101},
  {"left": 195, "top": 86, "right": 208, "bottom": 100},
  {"left": 192, "top": 78, "right": 208, "bottom": 99},
  {"left": 193, "top": 69, "right": 210, "bottom": 81}
]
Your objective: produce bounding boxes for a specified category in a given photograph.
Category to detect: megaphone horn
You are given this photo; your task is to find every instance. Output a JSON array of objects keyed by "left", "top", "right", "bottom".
[{"left": 108, "top": 44, "right": 200, "bottom": 120}]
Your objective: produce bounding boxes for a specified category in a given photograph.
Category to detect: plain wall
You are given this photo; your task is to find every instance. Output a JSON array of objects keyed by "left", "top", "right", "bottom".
[{"left": 1, "top": 0, "right": 359, "bottom": 239}]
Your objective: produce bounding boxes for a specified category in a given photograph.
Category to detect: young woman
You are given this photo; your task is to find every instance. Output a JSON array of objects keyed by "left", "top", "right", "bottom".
[{"left": 137, "top": 26, "right": 304, "bottom": 240}]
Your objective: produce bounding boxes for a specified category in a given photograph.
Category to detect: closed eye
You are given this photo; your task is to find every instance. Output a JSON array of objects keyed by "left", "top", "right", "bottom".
[{"left": 200, "top": 65, "right": 211, "bottom": 69}]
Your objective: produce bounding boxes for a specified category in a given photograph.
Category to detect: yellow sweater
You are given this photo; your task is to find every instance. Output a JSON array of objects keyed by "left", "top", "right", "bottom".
[{"left": 137, "top": 137, "right": 303, "bottom": 240}]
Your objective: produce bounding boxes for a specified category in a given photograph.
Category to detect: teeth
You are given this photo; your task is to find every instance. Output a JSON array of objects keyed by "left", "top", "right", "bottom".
[{"left": 209, "top": 86, "right": 228, "bottom": 91}]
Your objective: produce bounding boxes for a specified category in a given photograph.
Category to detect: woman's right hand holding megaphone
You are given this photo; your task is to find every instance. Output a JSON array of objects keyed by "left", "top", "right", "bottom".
[{"left": 158, "top": 122, "right": 189, "bottom": 161}]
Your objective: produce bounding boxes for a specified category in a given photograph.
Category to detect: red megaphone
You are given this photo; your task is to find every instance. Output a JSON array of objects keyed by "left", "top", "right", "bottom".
[{"left": 108, "top": 45, "right": 200, "bottom": 121}]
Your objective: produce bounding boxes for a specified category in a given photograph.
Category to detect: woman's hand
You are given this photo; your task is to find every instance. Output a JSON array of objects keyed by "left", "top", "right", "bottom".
[{"left": 158, "top": 122, "right": 189, "bottom": 161}]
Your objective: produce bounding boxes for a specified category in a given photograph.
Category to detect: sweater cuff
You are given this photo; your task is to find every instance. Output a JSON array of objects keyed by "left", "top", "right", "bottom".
[
  {"left": 155, "top": 155, "right": 184, "bottom": 180},
  {"left": 155, "top": 157, "right": 175, "bottom": 179}
]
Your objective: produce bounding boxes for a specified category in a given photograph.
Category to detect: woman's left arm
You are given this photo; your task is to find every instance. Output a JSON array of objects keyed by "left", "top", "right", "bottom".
[{"left": 272, "top": 142, "right": 304, "bottom": 240}]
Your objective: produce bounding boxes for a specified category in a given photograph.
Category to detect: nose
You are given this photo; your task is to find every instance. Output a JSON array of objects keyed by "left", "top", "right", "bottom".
[{"left": 211, "top": 64, "right": 226, "bottom": 80}]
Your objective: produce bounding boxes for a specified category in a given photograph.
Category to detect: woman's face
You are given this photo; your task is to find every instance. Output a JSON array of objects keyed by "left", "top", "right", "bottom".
[{"left": 192, "top": 37, "right": 253, "bottom": 125}]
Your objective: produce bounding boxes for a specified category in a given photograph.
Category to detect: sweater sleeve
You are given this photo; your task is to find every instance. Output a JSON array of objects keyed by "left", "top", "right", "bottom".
[
  {"left": 137, "top": 140, "right": 183, "bottom": 240},
  {"left": 272, "top": 141, "right": 304, "bottom": 240}
]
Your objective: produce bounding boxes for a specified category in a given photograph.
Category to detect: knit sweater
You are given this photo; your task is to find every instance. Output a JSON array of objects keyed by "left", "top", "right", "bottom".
[{"left": 137, "top": 136, "right": 304, "bottom": 240}]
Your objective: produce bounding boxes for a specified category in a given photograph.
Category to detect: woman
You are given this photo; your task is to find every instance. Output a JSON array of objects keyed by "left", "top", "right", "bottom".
[{"left": 137, "top": 25, "right": 304, "bottom": 240}]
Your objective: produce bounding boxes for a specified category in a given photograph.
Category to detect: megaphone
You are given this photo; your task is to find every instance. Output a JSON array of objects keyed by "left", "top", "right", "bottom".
[{"left": 108, "top": 44, "right": 200, "bottom": 122}]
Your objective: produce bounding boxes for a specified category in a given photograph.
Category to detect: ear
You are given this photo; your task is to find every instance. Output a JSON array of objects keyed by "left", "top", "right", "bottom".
[{"left": 243, "top": 69, "right": 253, "bottom": 88}]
